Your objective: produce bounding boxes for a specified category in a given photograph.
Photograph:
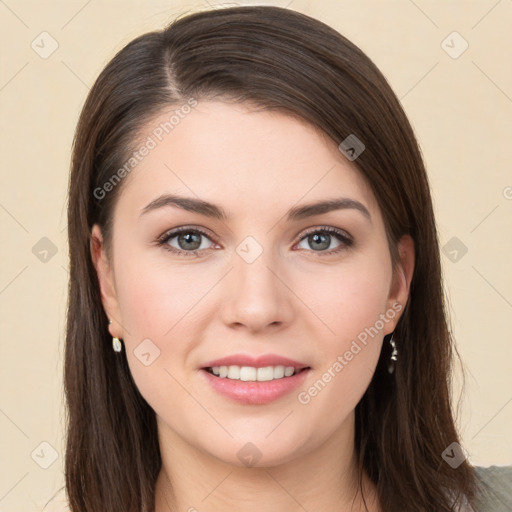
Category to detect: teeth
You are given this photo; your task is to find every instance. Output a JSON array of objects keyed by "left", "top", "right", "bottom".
[
  {"left": 227, "top": 366, "right": 240, "bottom": 379},
  {"left": 257, "top": 366, "right": 276, "bottom": 381},
  {"left": 209, "top": 365, "right": 300, "bottom": 381},
  {"left": 284, "top": 366, "right": 295, "bottom": 377},
  {"left": 241, "top": 367, "right": 256, "bottom": 381}
]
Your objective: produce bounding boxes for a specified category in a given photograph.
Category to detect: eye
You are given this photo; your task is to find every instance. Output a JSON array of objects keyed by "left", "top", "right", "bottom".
[
  {"left": 157, "top": 227, "right": 217, "bottom": 257},
  {"left": 295, "top": 226, "right": 353, "bottom": 255},
  {"left": 156, "top": 225, "right": 353, "bottom": 257}
]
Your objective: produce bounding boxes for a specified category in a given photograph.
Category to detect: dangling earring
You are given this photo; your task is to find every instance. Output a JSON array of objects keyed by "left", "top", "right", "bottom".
[
  {"left": 387, "top": 335, "right": 398, "bottom": 374},
  {"left": 112, "top": 337, "right": 122, "bottom": 353},
  {"left": 109, "top": 319, "right": 123, "bottom": 353}
]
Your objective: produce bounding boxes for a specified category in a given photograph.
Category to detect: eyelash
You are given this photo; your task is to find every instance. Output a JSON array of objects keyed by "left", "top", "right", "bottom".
[{"left": 156, "top": 225, "right": 354, "bottom": 258}]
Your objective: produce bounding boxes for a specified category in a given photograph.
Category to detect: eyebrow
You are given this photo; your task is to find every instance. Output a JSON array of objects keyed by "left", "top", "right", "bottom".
[{"left": 140, "top": 194, "right": 372, "bottom": 223}]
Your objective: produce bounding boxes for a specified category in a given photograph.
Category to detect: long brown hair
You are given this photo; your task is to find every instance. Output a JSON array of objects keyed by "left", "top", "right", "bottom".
[{"left": 64, "top": 5, "right": 477, "bottom": 511}]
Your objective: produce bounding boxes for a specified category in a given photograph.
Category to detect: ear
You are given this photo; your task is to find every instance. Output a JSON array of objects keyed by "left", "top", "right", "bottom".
[
  {"left": 384, "top": 234, "right": 415, "bottom": 334},
  {"left": 90, "top": 224, "right": 123, "bottom": 339}
]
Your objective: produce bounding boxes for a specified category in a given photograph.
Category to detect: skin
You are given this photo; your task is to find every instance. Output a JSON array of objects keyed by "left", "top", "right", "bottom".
[{"left": 91, "top": 101, "right": 415, "bottom": 512}]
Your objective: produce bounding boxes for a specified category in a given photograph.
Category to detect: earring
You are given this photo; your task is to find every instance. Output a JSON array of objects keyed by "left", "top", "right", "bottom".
[
  {"left": 387, "top": 335, "right": 398, "bottom": 374},
  {"left": 109, "top": 318, "right": 122, "bottom": 353},
  {"left": 112, "top": 337, "right": 122, "bottom": 353}
]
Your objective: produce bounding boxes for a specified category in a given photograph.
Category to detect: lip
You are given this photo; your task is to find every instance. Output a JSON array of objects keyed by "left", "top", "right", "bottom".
[
  {"left": 201, "top": 353, "right": 309, "bottom": 370},
  {"left": 200, "top": 353, "right": 311, "bottom": 405},
  {"left": 200, "top": 367, "right": 311, "bottom": 405}
]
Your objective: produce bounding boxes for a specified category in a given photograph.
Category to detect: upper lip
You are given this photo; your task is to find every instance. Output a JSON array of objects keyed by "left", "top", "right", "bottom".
[{"left": 201, "top": 354, "right": 310, "bottom": 370}]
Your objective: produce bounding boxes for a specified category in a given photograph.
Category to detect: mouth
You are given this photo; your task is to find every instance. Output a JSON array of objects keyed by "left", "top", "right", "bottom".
[
  {"left": 199, "top": 354, "right": 311, "bottom": 404},
  {"left": 202, "top": 365, "right": 311, "bottom": 382},
  {"left": 200, "top": 364, "right": 312, "bottom": 405}
]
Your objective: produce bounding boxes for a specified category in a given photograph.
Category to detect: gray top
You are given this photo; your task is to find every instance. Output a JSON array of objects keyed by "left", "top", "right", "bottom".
[{"left": 471, "top": 465, "right": 512, "bottom": 512}]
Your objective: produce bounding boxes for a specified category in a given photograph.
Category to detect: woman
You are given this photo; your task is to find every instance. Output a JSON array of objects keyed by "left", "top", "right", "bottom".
[{"left": 56, "top": 5, "right": 506, "bottom": 511}]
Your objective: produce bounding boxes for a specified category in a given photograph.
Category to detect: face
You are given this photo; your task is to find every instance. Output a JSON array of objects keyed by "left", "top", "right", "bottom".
[{"left": 92, "top": 101, "right": 413, "bottom": 468}]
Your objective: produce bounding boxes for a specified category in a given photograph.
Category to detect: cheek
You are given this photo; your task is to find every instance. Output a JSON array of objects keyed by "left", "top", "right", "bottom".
[
  {"left": 112, "top": 259, "right": 205, "bottom": 419},
  {"left": 113, "top": 252, "right": 217, "bottom": 340},
  {"left": 293, "top": 255, "right": 390, "bottom": 412},
  {"left": 304, "top": 255, "right": 392, "bottom": 344},
  {"left": 111, "top": 253, "right": 223, "bottom": 403}
]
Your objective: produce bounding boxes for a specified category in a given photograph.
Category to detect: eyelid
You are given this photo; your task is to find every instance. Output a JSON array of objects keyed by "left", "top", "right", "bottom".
[
  {"left": 156, "top": 224, "right": 353, "bottom": 257},
  {"left": 294, "top": 225, "right": 353, "bottom": 255},
  {"left": 297, "top": 225, "right": 353, "bottom": 244},
  {"left": 156, "top": 225, "right": 218, "bottom": 257},
  {"left": 156, "top": 225, "right": 215, "bottom": 244}
]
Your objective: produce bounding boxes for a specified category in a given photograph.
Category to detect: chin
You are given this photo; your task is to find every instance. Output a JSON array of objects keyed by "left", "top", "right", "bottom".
[{"left": 206, "top": 436, "right": 309, "bottom": 469}]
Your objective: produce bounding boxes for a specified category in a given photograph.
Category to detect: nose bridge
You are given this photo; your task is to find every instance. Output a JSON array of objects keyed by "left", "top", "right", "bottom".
[
  {"left": 220, "top": 233, "right": 293, "bottom": 331},
  {"left": 234, "top": 233, "right": 282, "bottom": 301}
]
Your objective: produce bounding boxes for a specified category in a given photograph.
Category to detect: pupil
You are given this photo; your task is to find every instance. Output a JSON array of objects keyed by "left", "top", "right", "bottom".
[
  {"left": 179, "top": 232, "right": 201, "bottom": 250},
  {"left": 310, "top": 233, "right": 329, "bottom": 251}
]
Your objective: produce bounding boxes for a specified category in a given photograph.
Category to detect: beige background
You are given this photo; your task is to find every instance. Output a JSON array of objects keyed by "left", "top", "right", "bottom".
[{"left": 0, "top": 0, "right": 511, "bottom": 509}]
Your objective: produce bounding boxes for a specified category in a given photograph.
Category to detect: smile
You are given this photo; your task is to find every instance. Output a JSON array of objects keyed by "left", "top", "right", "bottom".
[{"left": 206, "top": 365, "right": 307, "bottom": 381}]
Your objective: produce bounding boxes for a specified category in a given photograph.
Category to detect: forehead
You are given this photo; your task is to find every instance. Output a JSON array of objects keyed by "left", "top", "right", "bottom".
[{"left": 116, "top": 100, "right": 378, "bottom": 220}]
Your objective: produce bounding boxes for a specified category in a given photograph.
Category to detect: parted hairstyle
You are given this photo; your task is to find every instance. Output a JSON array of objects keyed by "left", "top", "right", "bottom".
[{"left": 63, "top": 5, "right": 477, "bottom": 511}]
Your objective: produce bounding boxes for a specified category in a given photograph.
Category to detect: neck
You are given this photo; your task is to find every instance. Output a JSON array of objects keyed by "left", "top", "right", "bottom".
[{"left": 153, "top": 412, "right": 380, "bottom": 512}]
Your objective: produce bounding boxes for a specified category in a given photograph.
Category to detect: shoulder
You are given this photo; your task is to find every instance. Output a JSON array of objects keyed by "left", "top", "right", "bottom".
[{"left": 471, "top": 465, "right": 512, "bottom": 512}]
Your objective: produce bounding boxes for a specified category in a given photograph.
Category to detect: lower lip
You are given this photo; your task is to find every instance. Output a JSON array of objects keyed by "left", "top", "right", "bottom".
[{"left": 200, "top": 368, "right": 311, "bottom": 405}]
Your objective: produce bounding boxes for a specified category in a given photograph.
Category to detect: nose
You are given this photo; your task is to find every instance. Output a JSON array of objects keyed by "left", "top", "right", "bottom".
[{"left": 219, "top": 243, "right": 294, "bottom": 334}]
